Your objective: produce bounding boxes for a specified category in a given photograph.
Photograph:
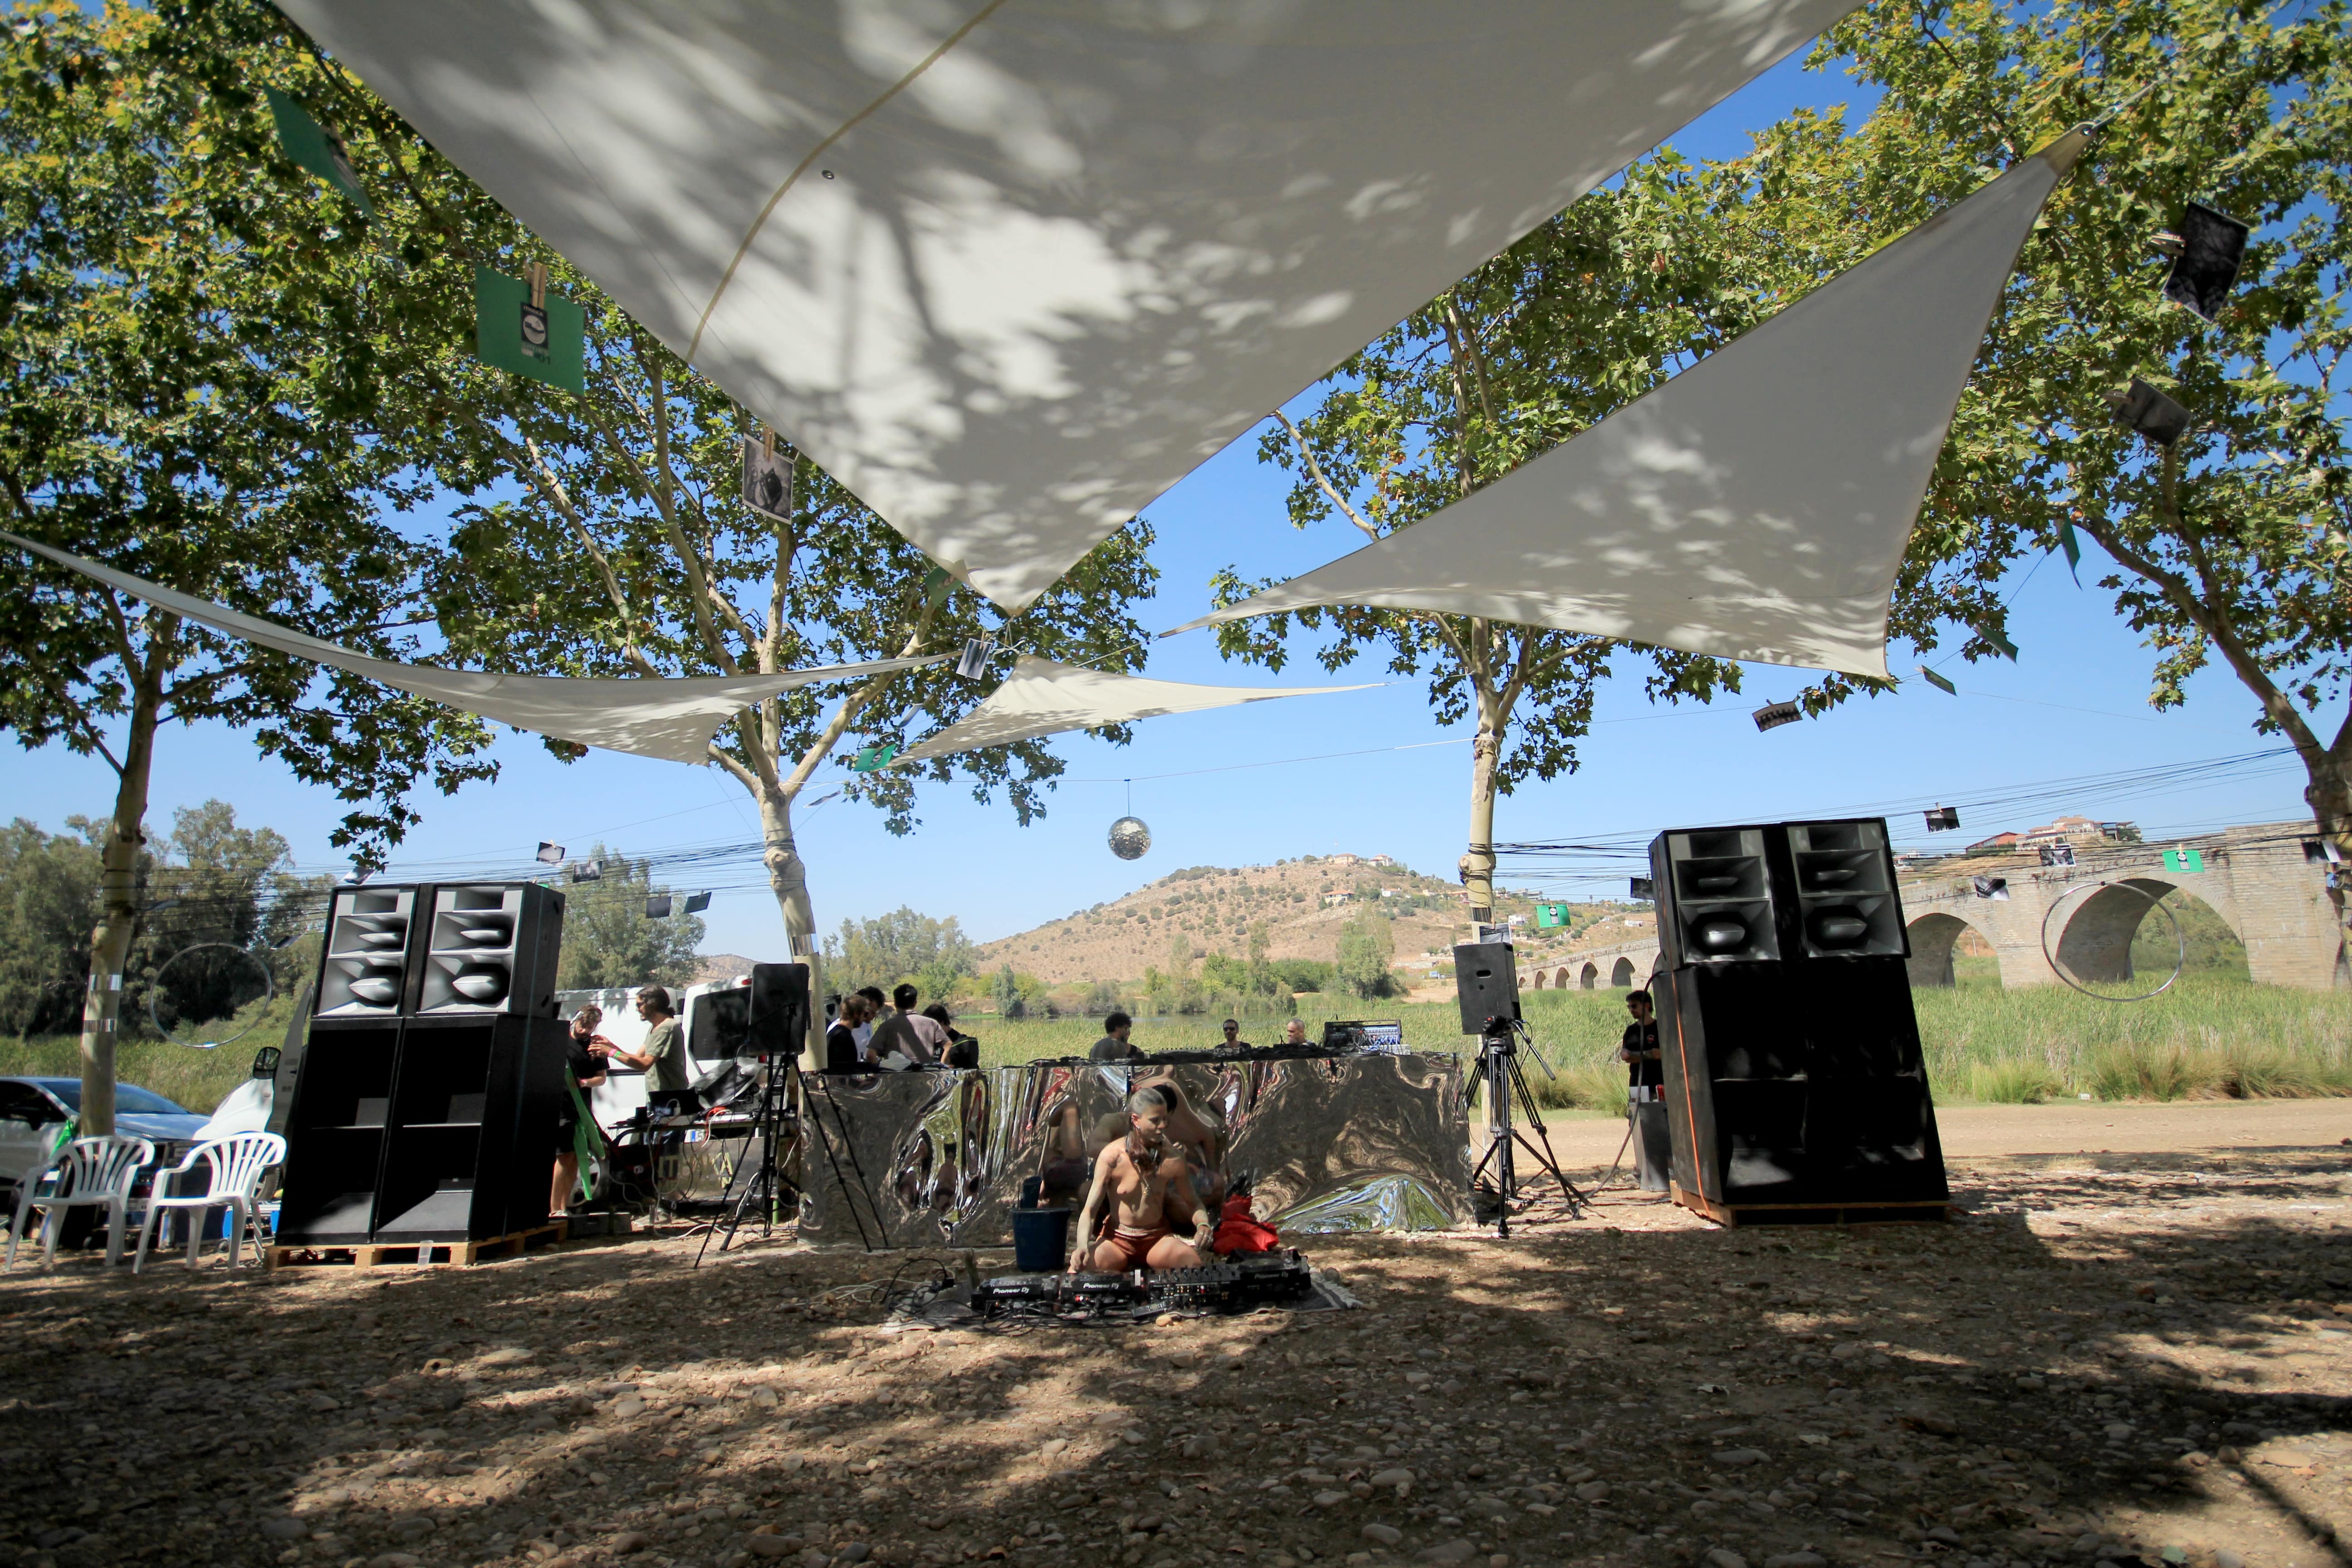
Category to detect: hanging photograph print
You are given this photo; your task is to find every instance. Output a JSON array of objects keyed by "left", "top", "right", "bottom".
[
  {"left": 262, "top": 88, "right": 372, "bottom": 214},
  {"left": 474, "top": 267, "right": 585, "bottom": 394},
  {"left": 741, "top": 436, "right": 794, "bottom": 523}
]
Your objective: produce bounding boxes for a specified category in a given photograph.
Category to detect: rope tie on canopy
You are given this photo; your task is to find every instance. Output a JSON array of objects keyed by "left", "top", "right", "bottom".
[{"left": 684, "top": 0, "right": 1011, "bottom": 367}]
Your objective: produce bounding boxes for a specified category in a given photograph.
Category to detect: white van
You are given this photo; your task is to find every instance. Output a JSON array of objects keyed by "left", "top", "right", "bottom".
[{"left": 555, "top": 978, "right": 759, "bottom": 1132}]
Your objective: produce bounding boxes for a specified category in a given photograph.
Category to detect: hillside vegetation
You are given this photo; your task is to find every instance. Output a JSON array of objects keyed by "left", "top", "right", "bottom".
[{"left": 972, "top": 854, "right": 1641, "bottom": 986}]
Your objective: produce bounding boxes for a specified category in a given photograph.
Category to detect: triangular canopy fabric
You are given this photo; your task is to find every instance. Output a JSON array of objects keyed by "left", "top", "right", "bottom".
[
  {"left": 278, "top": 0, "right": 1859, "bottom": 613},
  {"left": 890, "top": 656, "right": 1377, "bottom": 766},
  {"left": 1167, "top": 131, "right": 2091, "bottom": 679},
  {"left": 0, "top": 530, "right": 944, "bottom": 764}
]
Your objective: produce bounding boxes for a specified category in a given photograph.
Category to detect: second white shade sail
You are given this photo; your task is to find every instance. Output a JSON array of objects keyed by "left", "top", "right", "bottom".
[
  {"left": 1170, "top": 131, "right": 2091, "bottom": 679},
  {"left": 890, "top": 655, "right": 1378, "bottom": 766},
  {"left": 0, "top": 529, "right": 945, "bottom": 764}
]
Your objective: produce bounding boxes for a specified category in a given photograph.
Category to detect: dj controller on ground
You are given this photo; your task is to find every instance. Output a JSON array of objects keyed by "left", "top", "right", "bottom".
[{"left": 972, "top": 1249, "right": 1317, "bottom": 1318}]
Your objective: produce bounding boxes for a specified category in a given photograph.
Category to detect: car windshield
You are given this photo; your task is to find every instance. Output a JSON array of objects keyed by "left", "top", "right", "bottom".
[{"left": 39, "top": 1083, "right": 190, "bottom": 1117}]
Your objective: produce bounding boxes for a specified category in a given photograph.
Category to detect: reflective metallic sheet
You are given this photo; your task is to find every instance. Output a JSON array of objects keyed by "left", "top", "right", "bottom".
[{"left": 798, "top": 1054, "right": 1470, "bottom": 1249}]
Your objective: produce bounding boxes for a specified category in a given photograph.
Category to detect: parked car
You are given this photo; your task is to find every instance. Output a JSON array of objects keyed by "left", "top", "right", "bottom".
[{"left": 0, "top": 1077, "right": 211, "bottom": 1207}]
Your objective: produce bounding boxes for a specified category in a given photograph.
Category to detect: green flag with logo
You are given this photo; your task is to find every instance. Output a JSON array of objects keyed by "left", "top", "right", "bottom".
[{"left": 474, "top": 268, "right": 586, "bottom": 394}]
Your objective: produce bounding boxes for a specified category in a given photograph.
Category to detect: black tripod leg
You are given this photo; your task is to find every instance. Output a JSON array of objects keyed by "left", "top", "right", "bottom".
[{"left": 1506, "top": 1058, "right": 1586, "bottom": 1215}]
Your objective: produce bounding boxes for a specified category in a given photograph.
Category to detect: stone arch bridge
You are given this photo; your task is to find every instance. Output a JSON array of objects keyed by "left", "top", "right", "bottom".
[{"left": 1524, "top": 821, "right": 2342, "bottom": 993}]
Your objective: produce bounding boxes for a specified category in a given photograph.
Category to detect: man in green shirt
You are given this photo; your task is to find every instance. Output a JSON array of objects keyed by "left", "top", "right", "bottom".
[{"left": 597, "top": 986, "right": 693, "bottom": 1099}]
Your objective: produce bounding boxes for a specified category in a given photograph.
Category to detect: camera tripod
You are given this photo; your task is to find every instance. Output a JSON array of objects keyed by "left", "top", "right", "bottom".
[{"left": 1465, "top": 1018, "right": 1585, "bottom": 1235}]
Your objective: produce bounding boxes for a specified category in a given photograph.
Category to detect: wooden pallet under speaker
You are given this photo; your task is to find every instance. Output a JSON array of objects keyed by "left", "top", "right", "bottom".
[
  {"left": 1671, "top": 1181, "right": 1950, "bottom": 1229},
  {"left": 266, "top": 1220, "right": 568, "bottom": 1270}
]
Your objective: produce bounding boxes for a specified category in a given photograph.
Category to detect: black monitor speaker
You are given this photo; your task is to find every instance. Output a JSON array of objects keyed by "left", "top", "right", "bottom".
[
  {"left": 1452, "top": 942, "right": 1520, "bottom": 1034},
  {"left": 747, "top": 962, "right": 812, "bottom": 1057}
]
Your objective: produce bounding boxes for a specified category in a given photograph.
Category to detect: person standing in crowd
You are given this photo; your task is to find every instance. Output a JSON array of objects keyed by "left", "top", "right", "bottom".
[
  {"left": 552, "top": 1004, "right": 611, "bottom": 1213},
  {"left": 823, "top": 994, "right": 868, "bottom": 1072},
  {"left": 1620, "top": 988, "right": 1671, "bottom": 1192},
  {"left": 870, "top": 982, "right": 949, "bottom": 1065},
  {"left": 595, "top": 987, "right": 692, "bottom": 1103},
  {"left": 1217, "top": 1018, "right": 1253, "bottom": 1051},
  {"left": 1090, "top": 1011, "right": 1140, "bottom": 1061},
  {"left": 923, "top": 1003, "right": 979, "bottom": 1069},
  {"left": 1281, "top": 1019, "right": 1308, "bottom": 1048},
  {"left": 853, "top": 986, "right": 887, "bottom": 1057}
]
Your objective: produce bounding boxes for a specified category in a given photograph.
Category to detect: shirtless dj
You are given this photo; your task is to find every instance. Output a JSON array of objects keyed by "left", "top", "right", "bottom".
[{"left": 1068, "top": 1084, "right": 1208, "bottom": 1273}]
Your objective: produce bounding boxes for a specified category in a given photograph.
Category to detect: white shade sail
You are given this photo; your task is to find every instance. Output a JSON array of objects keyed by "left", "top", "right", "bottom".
[
  {"left": 279, "top": 0, "right": 1858, "bottom": 612},
  {"left": 1168, "top": 131, "right": 2091, "bottom": 678},
  {"left": 0, "top": 530, "right": 944, "bottom": 764},
  {"left": 891, "top": 655, "right": 1377, "bottom": 766}
]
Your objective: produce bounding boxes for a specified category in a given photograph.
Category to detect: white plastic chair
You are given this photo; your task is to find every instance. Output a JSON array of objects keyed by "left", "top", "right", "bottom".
[
  {"left": 132, "top": 1132, "right": 286, "bottom": 1274},
  {"left": 5, "top": 1136, "right": 155, "bottom": 1270}
]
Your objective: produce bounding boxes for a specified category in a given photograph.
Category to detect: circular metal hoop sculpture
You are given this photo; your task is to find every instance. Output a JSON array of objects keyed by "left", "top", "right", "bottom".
[
  {"left": 147, "top": 942, "right": 277, "bottom": 1050},
  {"left": 2038, "top": 879, "right": 2186, "bottom": 1003},
  {"left": 1107, "top": 815, "right": 1152, "bottom": 861}
]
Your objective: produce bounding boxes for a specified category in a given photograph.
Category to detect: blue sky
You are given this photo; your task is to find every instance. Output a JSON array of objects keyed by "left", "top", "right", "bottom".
[{"left": 6, "top": 45, "right": 2324, "bottom": 956}]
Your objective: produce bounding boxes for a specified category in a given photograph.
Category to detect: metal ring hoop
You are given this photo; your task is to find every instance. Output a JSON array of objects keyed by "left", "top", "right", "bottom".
[
  {"left": 146, "top": 942, "right": 276, "bottom": 1050},
  {"left": 2038, "top": 879, "right": 2185, "bottom": 1003}
]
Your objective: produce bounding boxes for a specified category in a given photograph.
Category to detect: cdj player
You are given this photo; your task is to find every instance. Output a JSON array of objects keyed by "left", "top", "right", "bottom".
[{"left": 972, "top": 1249, "right": 1315, "bottom": 1318}]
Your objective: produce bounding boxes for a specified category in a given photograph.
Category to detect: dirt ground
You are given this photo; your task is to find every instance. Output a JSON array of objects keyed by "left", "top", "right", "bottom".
[{"left": 0, "top": 1106, "right": 2346, "bottom": 1568}]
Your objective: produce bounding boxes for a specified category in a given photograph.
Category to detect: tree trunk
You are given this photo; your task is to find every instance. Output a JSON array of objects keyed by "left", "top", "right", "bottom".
[
  {"left": 1460, "top": 724, "right": 1500, "bottom": 927},
  {"left": 756, "top": 786, "right": 823, "bottom": 1068},
  {"left": 80, "top": 622, "right": 172, "bottom": 1137}
]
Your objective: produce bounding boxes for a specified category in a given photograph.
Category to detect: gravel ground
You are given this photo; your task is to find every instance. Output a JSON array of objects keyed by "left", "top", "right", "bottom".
[{"left": 0, "top": 1143, "right": 2345, "bottom": 1568}]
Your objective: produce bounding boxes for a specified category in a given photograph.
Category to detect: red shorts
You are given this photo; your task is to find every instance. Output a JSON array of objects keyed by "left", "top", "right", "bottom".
[{"left": 1102, "top": 1226, "right": 1169, "bottom": 1269}]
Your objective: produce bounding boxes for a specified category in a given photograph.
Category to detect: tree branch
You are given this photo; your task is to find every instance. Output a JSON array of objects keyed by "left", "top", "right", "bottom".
[
  {"left": 1274, "top": 412, "right": 1380, "bottom": 541},
  {"left": 519, "top": 435, "right": 662, "bottom": 677}
]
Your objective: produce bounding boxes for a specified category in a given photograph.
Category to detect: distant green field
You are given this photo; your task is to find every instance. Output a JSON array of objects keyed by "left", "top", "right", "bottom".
[{"left": 6, "top": 967, "right": 2343, "bottom": 1117}]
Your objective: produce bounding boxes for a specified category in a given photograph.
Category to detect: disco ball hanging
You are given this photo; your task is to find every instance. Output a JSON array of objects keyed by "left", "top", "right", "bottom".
[{"left": 1107, "top": 816, "right": 1152, "bottom": 861}]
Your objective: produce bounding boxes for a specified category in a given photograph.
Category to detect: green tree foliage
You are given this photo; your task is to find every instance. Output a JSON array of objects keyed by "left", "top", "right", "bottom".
[
  {"left": 1205, "top": 153, "right": 1765, "bottom": 922},
  {"left": 1335, "top": 910, "right": 1398, "bottom": 1000},
  {"left": 823, "top": 908, "right": 975, "bottom": 1003},
  {"left": 1799, "top": 3, "right": 2352, "bottom": 872},
  {"left": 553, "top": 845, "right": 706, "bottom": 992},
  {"left": 990, "top": 963, "right": 1027, "bottom": 1021},
  {"left": 0, "top": 802, "right": 314, "bottom": 1040},
  {"left": 0, "top": 2, "right": 536, "bottom": 1125}
]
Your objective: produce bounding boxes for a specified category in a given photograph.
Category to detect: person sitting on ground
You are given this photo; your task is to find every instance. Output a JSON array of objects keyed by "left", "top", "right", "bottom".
[
  {"left": 1216, "top": 1017, "right": 1253, "bottom": 1051},
  {"left": 552, "top": 1004, "right": 612, "bottom": 1212},
  {"left": 870, "top": 982, "right": 949, "bottom": 1066},
  {"left": 1089, "top": 1010, "right": 1141, "bottom": 1061},
  {"left": 1068, "top": 1083, "right": 1207, "bottom": 1274}
]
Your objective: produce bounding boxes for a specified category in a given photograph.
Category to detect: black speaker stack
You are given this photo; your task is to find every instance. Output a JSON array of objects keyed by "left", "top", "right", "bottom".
[
  {"left": 1648, "top": 818, "right": 1948, "bottom": 1226},
  {"left": 276, "top": 882, "right": 568, "bottom": 1247}
]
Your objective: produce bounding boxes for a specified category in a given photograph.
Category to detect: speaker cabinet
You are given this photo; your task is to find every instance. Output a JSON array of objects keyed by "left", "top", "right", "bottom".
[
  {"left": 1784, "top": 819, "right": 1907, "bottom": 960},
  {"left": 313, "top": 881, "right": 564, "bottom": 1020},
  {"left": 1451, "top": 943, "right": 1521, "bottom": 1034},
  {"left": 747, "top": 963, "right": 810, "bottom": 1057},
  {"left": 317, "top": 888, "right": 423, "bottom": 1018},
  {"left": 1654, "top": 956, "right": 1947, "bottom": 1221},
  {"left": 417, "top": 883, "right": 565, "bottom": 1017},
  {"left": 1652, "top": 828, "right": 1780, "bottom": 966},
  {"left": 277, "top": 1014, "right": 567, "bottom": 1246}
]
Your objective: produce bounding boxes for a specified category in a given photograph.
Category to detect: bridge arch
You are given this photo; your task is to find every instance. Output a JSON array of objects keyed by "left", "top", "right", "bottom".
[
  {"left": 1906, "top": 911, "right": 1993, "bottom": 988},
  {"left": 1553, "top": 966, "right": 1571, "bottom": 989},
  {"left": 2050, "top": 877, "right": 2245, "bottom": 984},
  {"left": 1610, "top": 956, "right": 1636, "bottom": 988},
  {"left": 1579, "top": 961, "right": 1599, "bottom": 989},
  {"left": 1532, "top": 969, "right": 1547, "bottom": 990}
]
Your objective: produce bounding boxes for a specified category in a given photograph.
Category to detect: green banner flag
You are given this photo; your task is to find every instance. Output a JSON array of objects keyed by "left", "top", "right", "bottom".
[
  {"left": 850, "top": 743, "right": 898, "bottom": 774},
  {"left": 924, "top": 565, "right": 952, "bottom": 609},
  {"left": 262, "top": 88, "right": 371, "bottom": 214},
  {"left": 475, "top": 268, "right": 586, "bottom": 394},
  {"left": 1917, "top": 664, "right": 1957, "bottom": 695},
  {"left": 1534, "top": 902, "right": 1568, "bottom": 929},
  {"left": 2162, "top": 848, "right": 2205, "bottom": 875},
  {"left": 2056, "top": 519, "right": 2082, "bottom": 584}
]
